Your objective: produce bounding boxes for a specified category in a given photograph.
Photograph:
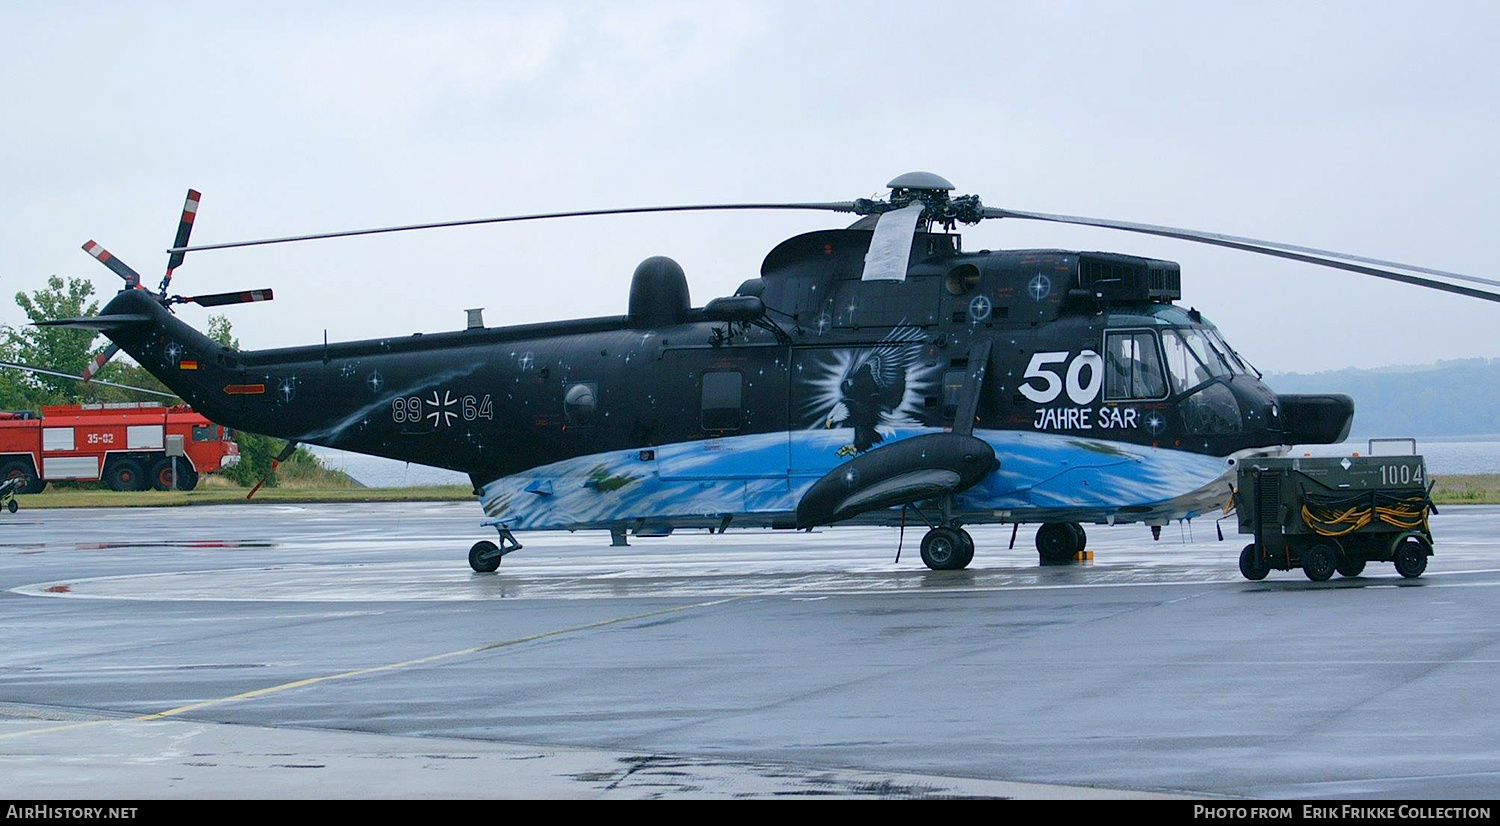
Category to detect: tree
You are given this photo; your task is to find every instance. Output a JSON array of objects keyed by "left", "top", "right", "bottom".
[
  {"left": 206, "top": 314, "right": 238, "bottom": 350},
  {"left": 1, "top": 276, "right": 104, "bottom": 406}
]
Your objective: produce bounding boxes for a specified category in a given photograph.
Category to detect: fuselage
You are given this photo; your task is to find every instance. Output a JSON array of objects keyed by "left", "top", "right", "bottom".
[{"left": 99, "top": 228, "right": 1349, "bottom": 533}]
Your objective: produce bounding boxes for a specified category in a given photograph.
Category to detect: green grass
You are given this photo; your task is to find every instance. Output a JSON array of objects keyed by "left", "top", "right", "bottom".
[
  {"left": 16, "top": 485, "right": 473, "bottom": 509},
  {"left": 1430, "top": 474, "right": 1500, "bottom": 505}
]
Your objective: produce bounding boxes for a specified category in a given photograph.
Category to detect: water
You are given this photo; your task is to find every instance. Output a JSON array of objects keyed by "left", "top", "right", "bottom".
[
  {"left": 305, "top": 447, "right": 469, "bottom": 489},
  {"left": 309, "top": 437, "right": 1500, "bottom": 489},
  {"left": 1300, "top": 436, "right": 1500, "bottom": 476}
]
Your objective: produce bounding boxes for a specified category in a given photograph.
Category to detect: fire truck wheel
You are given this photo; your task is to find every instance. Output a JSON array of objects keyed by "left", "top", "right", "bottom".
[
  {"left": 104, "top": 459, "right": 147, "bottom": 492},
  {"left": 1239, "top": 544, "right": 1268, "bottom": 580},
  {"left": 1302, "top": 543, "right": 1337, "bottom": 582},
  {"left": 0, "top": 460, "right": 42, "bottom": 494},
  {"left": 150, "top": 458, "right": 198, "bottom": 491}
]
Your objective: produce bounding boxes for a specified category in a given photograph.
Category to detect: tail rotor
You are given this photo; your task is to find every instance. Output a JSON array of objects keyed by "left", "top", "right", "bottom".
[{"left": 74, "top": 188, "right": 274, "bottom": 383}]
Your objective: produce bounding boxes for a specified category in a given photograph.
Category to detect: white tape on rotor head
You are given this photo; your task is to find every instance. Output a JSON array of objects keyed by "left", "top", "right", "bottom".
[{"left": 860, "top": 203, "right": 925, "bottom": 282}]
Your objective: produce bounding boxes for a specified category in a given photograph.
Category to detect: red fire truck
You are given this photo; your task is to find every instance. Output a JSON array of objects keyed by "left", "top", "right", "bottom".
[{"left": 0, "top": 403, "right": 239, "bottom": 492}]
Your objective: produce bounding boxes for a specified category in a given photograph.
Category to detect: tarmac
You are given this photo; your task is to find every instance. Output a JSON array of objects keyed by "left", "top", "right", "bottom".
[{"left": 1, "top": 501, "right": 1498, "bottom": 799}]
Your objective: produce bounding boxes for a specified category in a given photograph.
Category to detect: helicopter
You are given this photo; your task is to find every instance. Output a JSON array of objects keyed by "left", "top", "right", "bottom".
[{"left": 40, "top": 172, "right": 1500, "bottom": 572}]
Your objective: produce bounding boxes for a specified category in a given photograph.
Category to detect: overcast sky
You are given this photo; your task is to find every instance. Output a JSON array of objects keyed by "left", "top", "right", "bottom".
[{"left": 2, "top": 1, "right": 1495, "bottom": 374}]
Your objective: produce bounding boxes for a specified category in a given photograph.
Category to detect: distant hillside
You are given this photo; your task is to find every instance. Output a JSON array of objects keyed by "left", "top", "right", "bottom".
[{"left": 1267, "top": 358, "right": 1500, "bottom": 437}]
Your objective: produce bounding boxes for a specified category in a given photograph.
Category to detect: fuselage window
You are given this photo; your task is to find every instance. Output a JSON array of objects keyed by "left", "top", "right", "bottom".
[
  {"left": 563, "top": 381, "right": 599, "bottom": 426},
  {"left": 701, "top": 371, "right": 743, "bottom": 431},
  {"left": 1104, "top": 331, "right": 1168, "bottom": 400}
]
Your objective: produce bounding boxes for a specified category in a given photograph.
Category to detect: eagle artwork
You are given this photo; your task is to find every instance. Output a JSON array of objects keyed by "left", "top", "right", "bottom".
[{"left": 811, "top": 327, "right": 936, "bottom": 457}]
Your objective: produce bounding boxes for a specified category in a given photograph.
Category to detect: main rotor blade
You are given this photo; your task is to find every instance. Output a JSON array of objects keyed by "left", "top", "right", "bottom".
[
  {"left": 36, "top": 313, "right": 155, "bottom": 330},
  {"left": 161, "top": 188, "right": 202, "bottom": 294},
  {"left": 0, "top": 360, "right": 178, "bottom": 398},
  {"left": 984, "top": 207, "right": 1500, "bottom": 303},
  {"left": 183, "top": 288, "right": 273, "bottom": 307},
  {"left": 82, "top": 241, "right": 143, "bottom": 287},
  {"left": 168, "top": 202, "right": 859, "bottom": 254}
]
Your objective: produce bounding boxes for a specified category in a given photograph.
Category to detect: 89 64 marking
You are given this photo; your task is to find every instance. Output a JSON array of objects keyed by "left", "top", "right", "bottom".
[{"left": 393, "top": 392, "right": 492, "bottom": 427}]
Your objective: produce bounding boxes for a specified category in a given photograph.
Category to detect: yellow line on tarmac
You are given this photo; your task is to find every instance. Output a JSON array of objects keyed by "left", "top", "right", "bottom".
[{"left": 0, "top": 596, "right": 747, "bottom": 741}]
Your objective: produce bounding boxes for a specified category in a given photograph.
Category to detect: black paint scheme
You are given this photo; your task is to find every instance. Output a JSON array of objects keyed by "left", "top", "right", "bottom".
[{"left": 96, "top": 227, "right": 1351, "bottom": 495}]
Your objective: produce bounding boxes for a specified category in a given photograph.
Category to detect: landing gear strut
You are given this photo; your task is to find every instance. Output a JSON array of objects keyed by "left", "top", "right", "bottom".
[{"left": 469, "top": 521, "right": 523, "bottom": 573}]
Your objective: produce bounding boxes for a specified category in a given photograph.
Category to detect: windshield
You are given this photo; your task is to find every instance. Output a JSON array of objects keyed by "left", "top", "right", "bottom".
[
  {"left": 1161, "top": 329, "right": 1211, "bottom": 394},
  {"left": 1202, "top": 327, "right": 1250, "bottom": 374}
]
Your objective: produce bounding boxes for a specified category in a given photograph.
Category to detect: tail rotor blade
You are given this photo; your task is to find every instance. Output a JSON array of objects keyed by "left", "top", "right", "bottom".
[
  {"left": 161, "top": 188, "right": 202, "bottom": 296},
  {"left": 81, "top": 344, "right": 120, "bottom": 384},
  {"left": 81, "top": 241, "right": 143, "bottom": 288},
  {"left": 182, "top": 288, "right": 273, "bottom": 308}
]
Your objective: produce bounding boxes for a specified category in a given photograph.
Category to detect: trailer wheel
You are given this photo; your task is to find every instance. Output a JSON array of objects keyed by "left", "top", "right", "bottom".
[
  {"left": 0, "top": 460, "right": 43, "bottom": 494},
  {"left": 1335, "top": 556, "right": 1366, "bottom": 577},
  {"left": 6, "top": 499, "right": 16, "bottom": 514},
  {"left": 103, "top": 459, "right": 146, "bottom": 492},
  {"left": 1239, "top": 544, "right": 1268, "bottom": 580},
  {"left": 1393, "top": 538, "right": 1429, "bottom": 578},
  {"left": 1302, "top": 543, "right": 1337, "bottom": 582}
]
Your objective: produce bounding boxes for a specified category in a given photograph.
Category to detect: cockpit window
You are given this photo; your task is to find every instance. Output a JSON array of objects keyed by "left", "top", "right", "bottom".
[
  {"left": 1204, "top": 327, "right": 1250, "bottom": 375},
  {"left": 1105, "top": 331, "right": 1167, "bottom": 400},
  {"left": 1161, "top": 330, "right": 1210, "bottom": 394},
  {"left": 1177, "top": 328, "right": 1231, "bottom": 380}
]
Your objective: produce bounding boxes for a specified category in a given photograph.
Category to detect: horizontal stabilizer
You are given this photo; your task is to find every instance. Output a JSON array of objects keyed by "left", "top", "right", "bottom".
[{"left": 35, "top": 313, "right": 155, "bottom": 330}]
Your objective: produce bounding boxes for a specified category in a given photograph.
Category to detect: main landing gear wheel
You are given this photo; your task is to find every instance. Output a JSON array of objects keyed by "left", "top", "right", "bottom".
[
  {"left": 956, "top": 529, "right": 975, "bottom": 568},
  {"left": 920, "top": 527, "right": 969, "bottom": 571},
  {"left": 1302, "top": 543, "right": 1337, "bottom": 582},
  {"left": 1239, "top": 544, "right": 1268, "bottom": 581},
  {"left": 469, "top": 540, "right": 502, "bottom": 573},
  {"left": 1335, "top": 556, "right": 1366, "bottom": 578},
  {"left": 1036, "top": 522, "right": 1079, "bottom": 564},
  {"left": 1393, "top": 537, "right": 1429, "bottom": 578}
]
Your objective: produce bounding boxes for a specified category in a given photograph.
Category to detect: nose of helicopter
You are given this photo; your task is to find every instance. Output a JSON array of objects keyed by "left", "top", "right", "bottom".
[{"left": 1275, "top": 393, "right": 1355, "bottom": 445}]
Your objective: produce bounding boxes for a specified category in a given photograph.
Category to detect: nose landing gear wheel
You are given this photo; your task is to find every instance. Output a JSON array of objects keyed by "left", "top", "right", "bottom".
[
  {"left": 469, "top": 540, "right": 501, "bottom": 573},
  {"left": 920, "top": 527, "right": 969, "bottom": 571}
]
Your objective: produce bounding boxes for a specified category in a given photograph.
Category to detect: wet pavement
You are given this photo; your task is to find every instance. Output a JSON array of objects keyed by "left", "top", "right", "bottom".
[{"left": 1, "top": 502, "right": 1498, "bottom": 798}]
